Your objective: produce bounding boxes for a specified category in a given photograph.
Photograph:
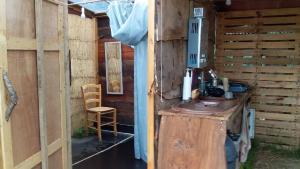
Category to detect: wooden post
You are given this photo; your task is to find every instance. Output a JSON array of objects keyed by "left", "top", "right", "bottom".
[
  {"left": 35, "top": 0, "right": 48, "bottom": 168},
  {"left": 147, "top": 0, "right": 155, "bottom": 169},
  {"left": 59, "top": 1, "right": 72, "bottom": 168},
  {"left": 63, "top": 0, "right": 73, "bottom": 168},
  {"left": 0, "top": 0, "right": 14, "bottom": 168}
]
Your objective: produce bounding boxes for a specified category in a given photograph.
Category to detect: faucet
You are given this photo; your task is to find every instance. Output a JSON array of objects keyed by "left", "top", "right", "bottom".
[{"left": 208, "top": 69, "right": 218, "bottom": 87}]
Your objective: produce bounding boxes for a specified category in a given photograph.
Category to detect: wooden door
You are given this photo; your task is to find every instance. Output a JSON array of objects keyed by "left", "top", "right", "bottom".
[{"left": 0, "top": 0, "right": 71, "bottom": 169}]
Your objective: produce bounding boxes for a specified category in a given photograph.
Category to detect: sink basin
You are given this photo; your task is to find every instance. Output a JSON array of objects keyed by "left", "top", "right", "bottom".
[
  {"left": 201, "top": 101, "right": 220, "bottom": 107},
  {"left": 172, "top": 97, "right": 237, "bottom": 115}
]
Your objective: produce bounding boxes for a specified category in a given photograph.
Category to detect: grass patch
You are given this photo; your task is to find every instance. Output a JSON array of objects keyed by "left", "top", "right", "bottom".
[
  {"left": 72, "top": 127, "right": 96, "bottom": 138},
  {"left": 240, "top": 139, "right": 300, "bottom": 169},
  {"left": 261, "top": 145, "right": 300, "bottom": 159}
]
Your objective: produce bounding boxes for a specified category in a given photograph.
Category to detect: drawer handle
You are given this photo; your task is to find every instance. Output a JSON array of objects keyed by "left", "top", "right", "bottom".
[{"left": 3, "top": 71, "right": 18, "bottom": 121}]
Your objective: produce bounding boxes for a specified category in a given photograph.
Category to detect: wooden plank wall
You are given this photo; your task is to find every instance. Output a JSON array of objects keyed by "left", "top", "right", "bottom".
[
  {"left": 215, "top": 0, "right": 300, "bottom": 12},
  {"left": 68, "top": 14, "right": 98, "bottom": 133},
  {"left": 216, "top": 8, "right": 300, "bottom": 148},
  {"left": 98, "top": 16, "right": 135, "bottom": 125}
]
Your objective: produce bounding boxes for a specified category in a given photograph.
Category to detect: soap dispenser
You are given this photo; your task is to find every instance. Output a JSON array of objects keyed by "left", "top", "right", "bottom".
[{"left": 182, "top": 68, "right": 193, "bottom": 101}]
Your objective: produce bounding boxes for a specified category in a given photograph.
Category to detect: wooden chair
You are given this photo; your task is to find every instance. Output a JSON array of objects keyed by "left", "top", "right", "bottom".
[{"left": 81, "top": 84, "right": 117, "bottom": 141}]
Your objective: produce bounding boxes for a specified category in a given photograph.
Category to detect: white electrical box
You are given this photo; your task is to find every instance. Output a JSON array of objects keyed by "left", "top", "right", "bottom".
[{"left": 194, "top": 8, "right": 204, "bottom": 18}]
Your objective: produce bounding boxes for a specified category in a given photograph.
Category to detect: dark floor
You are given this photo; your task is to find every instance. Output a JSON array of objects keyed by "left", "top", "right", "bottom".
[
  {"left": 103, "top": 124, "right": 134, "bottom": 134},
  {"left": 73, "top": 139, "right": 147, "bottom": 169},
  {"left": 73, "top": 134, "right": 147, "bottom": 169},
  {"left": 72, "top": 131, "right": 133, "bottom": 163}
]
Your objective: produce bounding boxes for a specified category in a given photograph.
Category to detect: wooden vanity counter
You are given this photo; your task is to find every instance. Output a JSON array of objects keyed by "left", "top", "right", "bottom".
[{"left": 157, "top": 92, "right": 250, "bottom": 169}]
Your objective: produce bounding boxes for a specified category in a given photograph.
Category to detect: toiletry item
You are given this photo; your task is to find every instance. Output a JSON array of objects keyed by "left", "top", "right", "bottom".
[
  {"left": 209, "top": 69, "right": 218, "bottom": 87},
  {"left": 192, "top": 89, "right": 200, "bottom": 100},
  {"left": 183, "top": 69, "right": 193, "bottom": 101},
  {"left": 223, "top": 77, "right": 229, "bottom": 92}
]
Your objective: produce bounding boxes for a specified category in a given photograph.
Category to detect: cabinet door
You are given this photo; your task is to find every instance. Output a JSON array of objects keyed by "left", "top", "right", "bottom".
[
  {"left": 0, "top": 0, "right": 71, "bottom": 169},
  {"left": 158, "top": 116, "right": 227, "bottom": 169}
]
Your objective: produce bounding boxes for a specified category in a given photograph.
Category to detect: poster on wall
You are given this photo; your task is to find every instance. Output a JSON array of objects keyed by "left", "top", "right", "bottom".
[{"left": 105, "top": 41, "right": 123, "bottom": 95}]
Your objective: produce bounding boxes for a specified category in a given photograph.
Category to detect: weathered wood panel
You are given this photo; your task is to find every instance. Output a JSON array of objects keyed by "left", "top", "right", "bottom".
[
  {"left": 158, "top": 116, "right": 227, "bottom": 169},
  {"left": 45, "top": 52, "right": 61, "bottom": 143},
  {"left": 8, "top": 52, "right": 40, "bottom": 166},
  {"left": 156, "top": 0, "right": 189, "bottom": 41},
  {"left": 99, "top": 39, "right": 134, "bottom": 125},
  {"left": 98, "top": 16, "right": 134, "bottom": 125}
]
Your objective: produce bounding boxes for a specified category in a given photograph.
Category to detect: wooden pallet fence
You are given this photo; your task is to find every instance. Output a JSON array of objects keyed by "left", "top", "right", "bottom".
[{"left": 216, "top": 8, "right": 300, "bottom": 148}]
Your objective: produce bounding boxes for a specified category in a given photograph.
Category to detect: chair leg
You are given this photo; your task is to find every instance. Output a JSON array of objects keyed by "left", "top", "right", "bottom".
[
  {"left": 85, "top": 112, "right": 89, "bottom": 136},
  {"left": 97, "top": 113, "right": 102, "bottom": 142},
  {"left": 113, "top": 109, "right": 117, "bottom": 136}
]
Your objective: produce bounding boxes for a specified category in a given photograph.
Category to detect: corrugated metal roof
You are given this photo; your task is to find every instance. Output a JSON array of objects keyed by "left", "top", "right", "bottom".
[{"left": 69, "top": 0, "right": 109, "bottom": 14}]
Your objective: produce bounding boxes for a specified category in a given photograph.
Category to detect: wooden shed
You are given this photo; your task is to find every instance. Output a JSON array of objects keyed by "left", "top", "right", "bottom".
[
  {"left": 148, "top": 0, "right": 300, "bottom": 169},
  {"left": 1, "top": 0, "right": 300, "bottom": 169}
]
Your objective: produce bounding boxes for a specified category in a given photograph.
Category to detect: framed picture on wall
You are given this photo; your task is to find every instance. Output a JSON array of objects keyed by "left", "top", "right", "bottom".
[{"left": 105, "top": 41, "right": 124, "bottom": 95}]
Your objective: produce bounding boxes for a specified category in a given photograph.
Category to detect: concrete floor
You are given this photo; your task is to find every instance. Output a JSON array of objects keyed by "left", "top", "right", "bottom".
[{"left": 73, "top": 138, "right": 147, "bottom": 169}]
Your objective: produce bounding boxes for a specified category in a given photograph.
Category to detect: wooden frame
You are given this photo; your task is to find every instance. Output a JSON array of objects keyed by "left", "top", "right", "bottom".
[
  {"left": 0, "top": 0, "right": 72, "bottom": 168},
  {"left": 62, "top": 1, "right": 73, "bottom": 168},
  {"left": 147, "top": 0, "right": 155, "bottom": 168},
  {"left": 104, "top": 41, "right": 124, "bottom": 95},
  {"left": 0, "top": 0, "right": 14, "bottom": 168}
]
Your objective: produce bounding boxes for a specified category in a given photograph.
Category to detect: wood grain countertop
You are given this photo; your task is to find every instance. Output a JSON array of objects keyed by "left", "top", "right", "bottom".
[{"left": 158, "top": 92, "right": 251, "bottom": 121}]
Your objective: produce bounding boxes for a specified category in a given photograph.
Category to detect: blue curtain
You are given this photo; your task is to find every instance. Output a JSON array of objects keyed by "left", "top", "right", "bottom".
[{"left": 107, "top": 0, "right": 148, "bottom": 162}]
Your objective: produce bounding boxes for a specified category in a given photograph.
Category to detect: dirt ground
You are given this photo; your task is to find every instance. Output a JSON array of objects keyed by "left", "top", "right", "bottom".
[{"left": 254, "top": 149, "right": 300, "bottom": 169}]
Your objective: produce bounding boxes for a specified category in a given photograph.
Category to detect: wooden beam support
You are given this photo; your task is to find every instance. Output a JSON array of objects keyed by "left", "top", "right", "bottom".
[
  {"left": 7, "top": 38, "right": 60, "bottom": 51},
  {"left": 59, "top": 2, "right": 72, "bottom": 168},
  {"left": 46, "top": 0, "right": 65, "bottom": 6},
  {"left": 14, "top": 139, "right": 62, "bottom": 169},
  {"left": 63, "top": 0, "right": 73, "bottom": 168},
  {"left": 35, "top": 0, "right": 48, "bottom": 168},
  {"left": 0, "top": 0, "right": 14, "bottom": 168},
  {"left": 147, "top": 0, "right": 155, "bottom": 169}
]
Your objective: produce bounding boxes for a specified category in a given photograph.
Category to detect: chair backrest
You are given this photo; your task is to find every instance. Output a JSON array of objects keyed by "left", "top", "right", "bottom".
[{"left": 81, "top": 84, "right": 102, "bottom": 110}]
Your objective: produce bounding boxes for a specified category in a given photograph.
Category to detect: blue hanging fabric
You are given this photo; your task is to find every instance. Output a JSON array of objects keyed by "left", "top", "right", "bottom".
[{"left": 107, "top": 0, "right": 148, "bottom": 162}]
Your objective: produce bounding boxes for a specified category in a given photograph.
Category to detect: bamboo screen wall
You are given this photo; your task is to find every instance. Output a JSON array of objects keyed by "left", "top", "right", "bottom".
[
  {"left": 216, "top": 8, "right": 300, "bottom": 148},
  {"left": 69, "top": 14, "right": 98, "bottom": 133}
]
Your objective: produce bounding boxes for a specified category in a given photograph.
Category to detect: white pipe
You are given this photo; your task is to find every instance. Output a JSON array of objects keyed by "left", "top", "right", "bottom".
[{"left": 81, "top": 7, "right": 86, "bottom": 18}]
